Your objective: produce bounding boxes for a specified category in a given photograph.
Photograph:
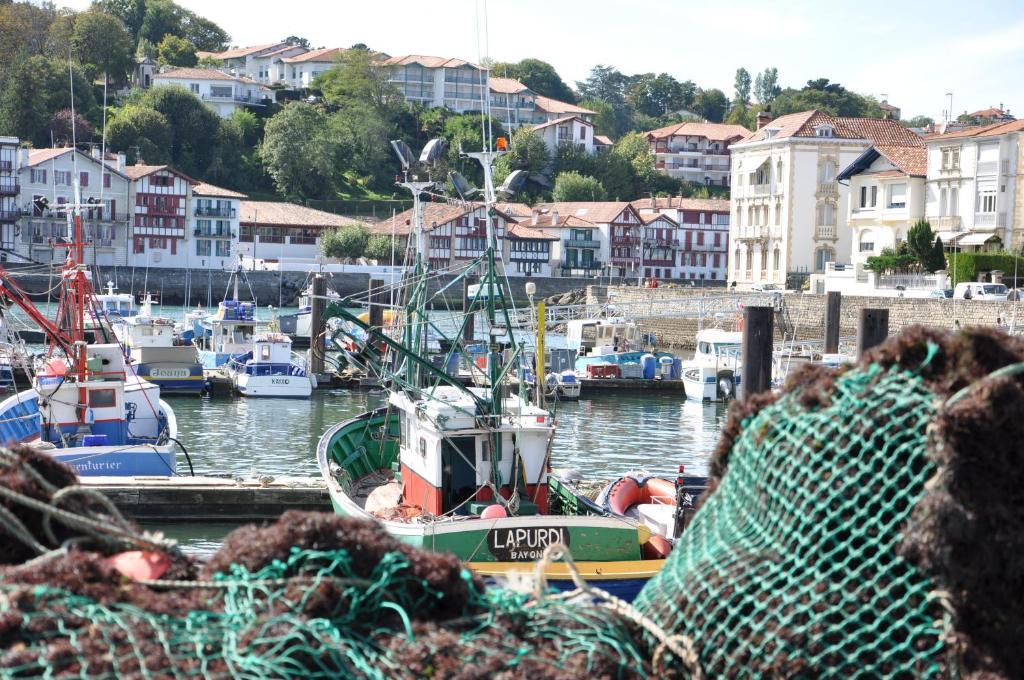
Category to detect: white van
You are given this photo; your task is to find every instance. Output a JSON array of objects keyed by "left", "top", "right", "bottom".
[{"left": 953, "top": 282, "right": 1009, "bottom": 301}]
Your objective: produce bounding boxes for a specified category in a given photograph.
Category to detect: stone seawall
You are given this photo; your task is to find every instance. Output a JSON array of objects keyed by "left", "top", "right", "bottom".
[
  {"left": 4, "top": 265, "right": 589, "bottom": 308},
  {"left": 587, "top": 285, "right": 1019, "bottom": 351}
]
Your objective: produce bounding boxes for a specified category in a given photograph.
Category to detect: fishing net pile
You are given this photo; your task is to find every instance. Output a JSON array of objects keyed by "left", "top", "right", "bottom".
[{"left": 1, "top": 325, "right": 1022, "bottom": 678}]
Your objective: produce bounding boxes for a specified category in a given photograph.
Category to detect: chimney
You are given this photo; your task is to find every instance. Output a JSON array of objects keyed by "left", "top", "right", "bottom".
[
  {"left": 531, "top": 209, "right": 539, "bottom": 226},
  {"left": 756, "top": 108, "right": 773, "bottom": 130},
  {"left": 116, "top": 153, "right": 126, "bottom": 171},
  {"left": 550, "top": 209, "right": 559, "bottom": 225}
]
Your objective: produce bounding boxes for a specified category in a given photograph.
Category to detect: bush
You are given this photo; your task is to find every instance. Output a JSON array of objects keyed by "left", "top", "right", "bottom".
[
  {"left": 320, "top": 224, "right": 369, "bottom": 261},
  {"left": 946, "top": 252, "right": 1024, "bottom": 285}
]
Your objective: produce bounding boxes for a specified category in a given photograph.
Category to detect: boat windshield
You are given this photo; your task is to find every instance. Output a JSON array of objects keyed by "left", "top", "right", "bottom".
[{"left": 710, "top": 342, "right": 740, "bottom": 356}]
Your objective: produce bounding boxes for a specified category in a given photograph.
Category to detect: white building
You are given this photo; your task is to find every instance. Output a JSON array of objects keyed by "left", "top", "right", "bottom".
[
  {"left": 646, "top": 121, "right": 751, "bottom": 187},
  {"left": 238, "top": 201, "right": 363, "bottom": 264},
  {"left": 532, "top": 116, "right": 596, "bottom": 155},
  {"left": 0, "top": 136, "right": 20, "bottom": 258},
  {"left": 522, "top": 202, "right": 644, "bottom": 279},
  {"left": 19, "top": 148, "right": 132, "bottom": 266},
  {"left": 190, "top": 182, "right": 245, "bottom": 270},
  {"left": 151, "top": 68, "right": 270, "bottom": 118},
  {"left": 280, "top": 48, "right": 345, "bottom": 89},
  {"left": 836, "top": 145, "right": 927, "bottom": 267},
  {"left": 923, "top": 120, "right": 1024, "bottom": 252},
  {"left": 489, "top": 77, "right": 596, "bottom": 130},
  {"left": 384, "top": 55, "right": 487, "bottom": 114},
  {"left": 728, "top": 110, "right": 922, "bottom": 288},
  {"left": 197, "top": 42, "right": 307, "bottom": 84}
]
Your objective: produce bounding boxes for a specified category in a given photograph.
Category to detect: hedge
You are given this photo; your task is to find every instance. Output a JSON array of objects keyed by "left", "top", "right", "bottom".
[{"left": 945, "top": 252, "right": 1024, "bottom": 285}]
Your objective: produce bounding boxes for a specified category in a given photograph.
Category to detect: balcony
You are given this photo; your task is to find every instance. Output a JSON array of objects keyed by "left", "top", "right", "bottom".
[
  {"left": 817, "top": 182, "right": 838, "bottom": 195},
  {"left": 752, "top": 185, "right": 770, "bottom": 195},
  {"left": 560, "top": 260, "right": 602, "bottom": 271},
  {"left": 564, "top": 238, "right": 601, "bottom": 249},
  {"left": 194, "top": 228, "right": 235, "bottom": 238},
  {"left": 195, "top": 206, "right": 236, "bottom": 218},
  {"left": 932, "top": 215, "right": 962, "bottom": 230},
  {"left": 0, "top": 182, "right": 18, "bottom": 197},
  {"left": 0, "top": 210, "right": 18, "bottom": 223},
  {"left": 974, "top": 213, "right": 1005, "bottom": 228},
  {"left": 815, "top": 226, "right": 836, "bottom": 239},
  {"left": 202, "top": 92, "right": 265, "bottom": 105}
]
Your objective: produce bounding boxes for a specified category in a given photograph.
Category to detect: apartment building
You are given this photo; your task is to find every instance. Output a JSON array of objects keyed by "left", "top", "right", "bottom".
[
  {"left": 923, "top": 119, "right": 1024, "bottom": 252},
  {"left": 632, "top": 197, "right": 731, "bottom": 281},
  {"left": 489, "top": 77, "right": 596, "bottom": 130},
  {"left": 384, "top": 55, "right": 488, "bottom": 114},
  {"left": 526, "top": 202, "right": 644, "bottom": 279},
  {"left": 197, "top": 42, "right": 307, "bottom": 83},
  {"left": 646, "top": 121, "right": 751, "bottom": 186},
  {"left": 280, "top": 48, "right": 346, "bottom": 89},
  {"left": 190, "top": 183, "right": 245, "bottom": 270},
  {"left": 123, "top": 164, "right": 192, "bottom": 268},
  {"left": 532, "top": 116, "right": 596, "bottom": 155},
  {"left": 19, "top": 148, "right": 131, "bottom": 266},
  {"left": 836, "top": 145, "right": 927, "bottom": 266},
  {"left": 0, "top": 137, "right": 19, "bottom": 259},
  {"left": 152, "top": 68, "right": 270, "bottom": 118},
  {"left": 238, "top": 201, "right": 363, "bottom": 263},
  {"left": 728, "top": 110, "right": 922, "bottom": 288}
]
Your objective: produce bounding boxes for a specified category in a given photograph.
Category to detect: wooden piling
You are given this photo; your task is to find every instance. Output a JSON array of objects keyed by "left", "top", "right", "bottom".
[
  {"left": 368, "top": 278, "right": 385, "bottom": 329},
  {"left": 741, "top": 306, "right": 774, "bottom": 399},
  {"left": 857, "top": 308, "right": 889, "bottom": 358},
  {"left": 309, "top": 274, "right": 326, "bottom": 374},
  {"left": 824, "top": 291, "right": 841, "bottom": 354},
  {"left": 462, "top": 274, "right": 477, "bottom": 343}
]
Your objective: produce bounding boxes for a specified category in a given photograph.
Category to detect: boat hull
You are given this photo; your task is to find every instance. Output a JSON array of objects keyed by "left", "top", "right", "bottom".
[
  {"left": 135, "top": 363, "right": 206, "bottom": 395},
  {"left": 232, "top": 371, "right": 313, "bottom": 398}
]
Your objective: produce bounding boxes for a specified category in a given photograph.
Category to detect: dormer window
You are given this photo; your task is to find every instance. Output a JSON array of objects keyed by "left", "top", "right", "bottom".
[
  {"left": 764, "top": 127, "right": 780, "bottom": 140},
  {"left": 814, "top": 124, "right": 835, "bottom": 138}
]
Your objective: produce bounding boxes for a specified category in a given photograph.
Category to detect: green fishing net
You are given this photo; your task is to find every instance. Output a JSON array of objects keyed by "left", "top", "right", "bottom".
[{"left": 634, "top": 361, "right": 948, "bottom": 677}]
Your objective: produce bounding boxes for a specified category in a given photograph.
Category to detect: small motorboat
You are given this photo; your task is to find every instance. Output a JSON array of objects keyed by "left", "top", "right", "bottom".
[
  {"left": 226, "top": 332, "right": 315, "bottom": 398},
  {"left": 545, "top": 370, "right": 581, "bottom": 400},
  {"left": 682, "top": 328, "right": 742, "bottom": 401}
]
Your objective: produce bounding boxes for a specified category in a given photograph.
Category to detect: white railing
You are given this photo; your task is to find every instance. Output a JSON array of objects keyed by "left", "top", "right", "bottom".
[
  {"left": 975, "top": 213, "right": 996, "bottom": 227},
  {"left": 519, "top": 293, "right": 780, "bottom": 327},
  {"left": 817, "top": 182, "right": 837, "bottom": 195},
  {"left": 932, "top": 215, "right": 962, "bottom": 229},
  {"left": 752, "top": 185, "right": 770, "bottom": 195},
  {"left": 876, "top": 273, "right": 939, "bottom": 290}
]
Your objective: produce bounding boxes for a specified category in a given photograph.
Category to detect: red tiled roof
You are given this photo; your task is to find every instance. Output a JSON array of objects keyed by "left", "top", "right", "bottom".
[
  {"left": 382, "top": 54, "right": 482, "bottom": 70},
  {"left": 534, "top": 96, "right": 595, "bottom": 116},
  {"left": 513, "top": 213, "right": 596, "bottom": 229},
  {"left": 638, "top": 210, "right": 679, "bottom": 227},
  {"left": 737, "top": 110, "right": 922, "bottom": 147},
  {"left": 193, "top": 182, "right": 247, "bottom": 199},
  {"left": 874, "top": 145, "right": 927, "bottom": 176},
  {"left": 530, "top": 202, "right": 636, "bottom": 225},
  {"left": 239, "top": 201, "right": 362, "bottom": 228},
  {"left": 213, "top": 42, "right": 289, "bottom": 60},
  {"left": 119, "top": 164, "right": 194, "bottom": 182},
  {"left": 833, "top": 117, "right": 922, "bottom": 146},
  {"left": 155, "top": 68, "right": 245, "bottom": 82},
  {"left": 507, "top": 222, "right": 559, "bottom": 240},
  {"left": 645, "top": 121, "right": 751, "bottom": 142},
  {"left": 925, "top": 118, "right": 1024, "bottom": 141},
  {"left": 489, "top": 76, "right": 531, "bottom": 94},
  {"left": 283, "top": 47, "right": 346, "bottom": 63},
  {"left": 373, "top": 203, "right": 475, "bottom": 236},
  {"left": 966, "top": 107, "right": 1007, "bottom": 118},
  {"left": 26, "top": 148, "right": 73, "bottom": 166},
  {"left": 533, "top": 115, "right": 591, "bottom": 132},
  {"left": 494, "top": 202, "right": 533, "bottom": 218},
  {"left": 630, "top": 197, "right": 731, "bottom": 213}
]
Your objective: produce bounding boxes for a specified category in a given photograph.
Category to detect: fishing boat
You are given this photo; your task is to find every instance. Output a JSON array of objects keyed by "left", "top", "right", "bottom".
[
  {"left": 682, "top": 327, "right": 742, "bottom": 401},
  {"left": 316, "top": 137, "right": 680, "bottom": 600},
  {"left": 566, "top": 317, "right": 675, "bottom": 374},
  {"left": 0, "top": 184, "right": 179, "bottom": 477},
  {"left": 112, "top": 295, "right": 205, "bottom": 395},
  {"left": 225, "top": 332, "right": 315, "bottom": 398},
  {"left": 93, "top": 281, "right": 136, "bottom": 318},
  {"left": 193, "top": 299, "right": 267, "bottom": 368}
]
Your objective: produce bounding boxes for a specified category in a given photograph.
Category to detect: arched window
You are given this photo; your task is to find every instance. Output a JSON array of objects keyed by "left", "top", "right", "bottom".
[
  {"left": 859, "top": 230, "right": 875, "bottom": 254},
  {"left": 776, "top": 159, "right": 783, "bottom": 187},
  {"left": 815, "top": 247, "right": 835, "bottom": 272},
  {"left": 773, "top": 247, "right": 780, "bottom": 272},
  {"left": 760, "top": 247, "right": 768, "bottom": 273}
]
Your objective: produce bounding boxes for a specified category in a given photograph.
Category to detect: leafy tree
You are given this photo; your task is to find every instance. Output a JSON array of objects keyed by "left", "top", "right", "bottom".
[
  {"left": 627, "top": 72, "right": 686, "bottom": 117},
  {"left": 93, "top": 0, "right": 145, "bottom": 42},
  {"left": 753, "top": 67, "right": 780, "bottom": 104},
  {"left": 553, "top": 171, "right": 607, "bottom": 201},
  {"left": 576, "top": 64, "right": 629, "bottom": 105},
  {"left": 491, "top": 58, "right": 576, "bottom": 103},
  {"left": 733, "top": 67, "right": 751, "bottom": 105},
  {"left": 228, "top": 108, "right": 261, "bottom": 146},
  {"left": 180, "top": 13, "right": 227, "bottom": 51},
  {"left": 106, "top": 104, "right": 172, "bottom": 164},
  {"left": 907, "top": 219, "right": 946, "bottom": 272},
  {"left": 365, "top": 233, "right": 398, "bottom": 262},
  {"left": 47, "top": 108, "right": 94, "bottom": 145},
  {"left": 320, "top": 224, "right": 369, "bottom": 261},
  {"left": 283, "top": 35, "right": 310, "bottom": 48},
  {"left": 329, "top": 101, "right": 394, "bottom": 188},
  {"left": 0, "top": 1, "right": 56, "bottom": 61},
  {"left": 156, "top": 33, "right": 196, "bottom": 66},
  {"left": 260, "top": 102, "right": 340, "bottom": 199},
  {"left": 137, "top": 0, "right": 179, "bottom": 46},
  {"left": 693, "top": 88, "right": 728, "bottom": 122},
  {"left": 139, "top": 85, "right": 220, "bottom": 175},
  {"left": 930, "top": 237, "right": 946, "bottom": 272},
  {"left": 725, "top": 103, "right": 754, "bottom": 130},
  {"left": 579, "top": 99, "right": 619, "bottom": 139},
  {"left": 315, "top": 47, "right": 403, "bottom": 120},
  {"left": 902, "top": 115, "right": 934, "bottom": 129},
  {"left": 771, "top": 79, "right": 884, "bottom": 118},
  {"left": 135, "top": 36, "right": 156, "bottom": 58},
  {"left": 494, "top": 126, "right": 549, "bottom": 184},
  {"left": 71, "top": 11, "right": 134, "bottom": 83},
  {"left": 0, "top": 56, "right": 97, "bottom": 147}
]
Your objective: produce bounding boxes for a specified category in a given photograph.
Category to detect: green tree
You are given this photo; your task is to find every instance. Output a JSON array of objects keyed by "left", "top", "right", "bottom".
[
  {"left": 139, "top": 85, "right": 221, "bottom": 175},
  {"left": 0, "top": 1, "right": 56, "bottom": 61},
  {"left": 771, "top": 79, "right": 885, "bottom": 118},
  {"left": 315, "top": 47, "right": 404, "bottom": 119},
  {"left": 907, "top": 219, "right": 946, "bottom": 272},
  {"left": 576, "top": 64, "right": 629, "bottom": 104},
  {"left": 627, "top": 72, "right": 686, "bottom": 117},
  {"left": 552, "top": 171, "right": 607, "bottom": 201},
  {"left": 0, "top": 56, "right": 97, "bottom": 146},
  {"left": 229, "top": 108, "right": 261, "bottom": 146},
  {"left": 329, "top": 101, "right": 394, "bottom": 189},
  {"left": 494, "top": 126, "right": 550, "bottom": 184},
  {"left": 930, "top": 237, "right": 946, "bottom": 272},
  {"left": 180, "top": 13, "right": 228, "bottom": 51},
  {"left": 320, "top": 224, "right": 369, "bottom": 261},
  {"left": 47, "top": 108, "right": 94, "bottom": 146},
  {"left": 365, "top": 233, "right": 398, "bottom": 262},
  {"left": 93, "top": 0, "right": 145, "bottom": 42},
  {"left": 106, "top": 104, "right": 172, "bottom": 164},
  {"left": 71, "top": 11, "right": 135, "bottom": 83},
  {"left": 865, "top": 243, "right": 915, "bottom": 273},
  {"left": 491, "top": 58, "right": 576, "bottom": 103},
  {"left": 693, "top": 88, "right": 728, "bottom": 122},
  {"left": 260, "top": 102, "right": 340, "bottom": 199},
  {"left": 138, "top": 0, "right": 180, "bottom": 46},
  {"left": 283, "top": 35, "right": 310, "bottom": 48},
  {"left": 725, "top": 103, "right": 755, "bottom": 130},
  {"left": 902, "top": 115, "right": 934, "bottom": 129},
  {"left": 753, "top": 67, "right": 781, "bottom": 104},
  {"left": 733, "top": 67, "right": 751, "bottom": 105},
  {"left": 156, "top": 34, "right": 196, "bottom": 66}
]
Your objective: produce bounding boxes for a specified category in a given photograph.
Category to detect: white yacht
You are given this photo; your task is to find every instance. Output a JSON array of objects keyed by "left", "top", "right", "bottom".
[
  {"left": 682, "top": 328, "right": 743, "bottom": 401},
  {"left": 226, "top": 332, "right": 315, "bottom": 398}
]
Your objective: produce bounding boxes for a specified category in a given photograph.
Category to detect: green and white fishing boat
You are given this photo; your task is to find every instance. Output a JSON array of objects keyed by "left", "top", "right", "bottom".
[{"left": 316, "top": 136, "right": 699, "bottom": 600}]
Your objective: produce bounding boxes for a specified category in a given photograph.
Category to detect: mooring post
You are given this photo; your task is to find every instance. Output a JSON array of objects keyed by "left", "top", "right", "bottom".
[
  {"left": 309, "top": 274, "right": 326, "bottom": 375},
  {"left": 824, "top": 291, "right": 841, "bottom": 354},
  {"left": 741, "top": 306, "right": 774, "bottom": 399},
  {"left": 857, "top": 308, "right": 889, "bottom": 358},
  {"left": 462, "top": 274, "right": 477, "bottom": 343},
  {"left": 368, "top": 278, "right": 385, "bottom": 329}
]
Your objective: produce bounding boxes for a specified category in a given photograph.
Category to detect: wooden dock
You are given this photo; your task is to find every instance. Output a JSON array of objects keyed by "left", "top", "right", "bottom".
[{"left": 80, "top": 475, "right": 330, "bottom": 522}]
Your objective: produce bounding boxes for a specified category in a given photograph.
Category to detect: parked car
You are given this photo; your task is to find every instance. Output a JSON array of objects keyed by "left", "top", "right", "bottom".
[
  {"left": 953, "top": 282, "right": 1009, "bottom": 301},
  {"left": 928, "top": 289, "right": 954, "bottom": 299}
]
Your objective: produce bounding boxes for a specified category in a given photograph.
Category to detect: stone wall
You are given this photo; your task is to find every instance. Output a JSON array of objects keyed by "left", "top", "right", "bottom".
[{"left": 587, "top": 285, "right": 1020, "bottom": 351}]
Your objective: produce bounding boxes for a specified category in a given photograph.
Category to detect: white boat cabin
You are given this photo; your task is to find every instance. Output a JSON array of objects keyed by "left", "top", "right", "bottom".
[
  {"left": 389, "top": 386, "right": 554, "bottom": 516},
  {"left": 566, "top": 318, "right": 642, "bottom": 357},
  {"left": 93, "top": 282, "right": 135, "bottom": 318},
  {"left": 692, "top": 328, "right": 742, "bottom": 364}
]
